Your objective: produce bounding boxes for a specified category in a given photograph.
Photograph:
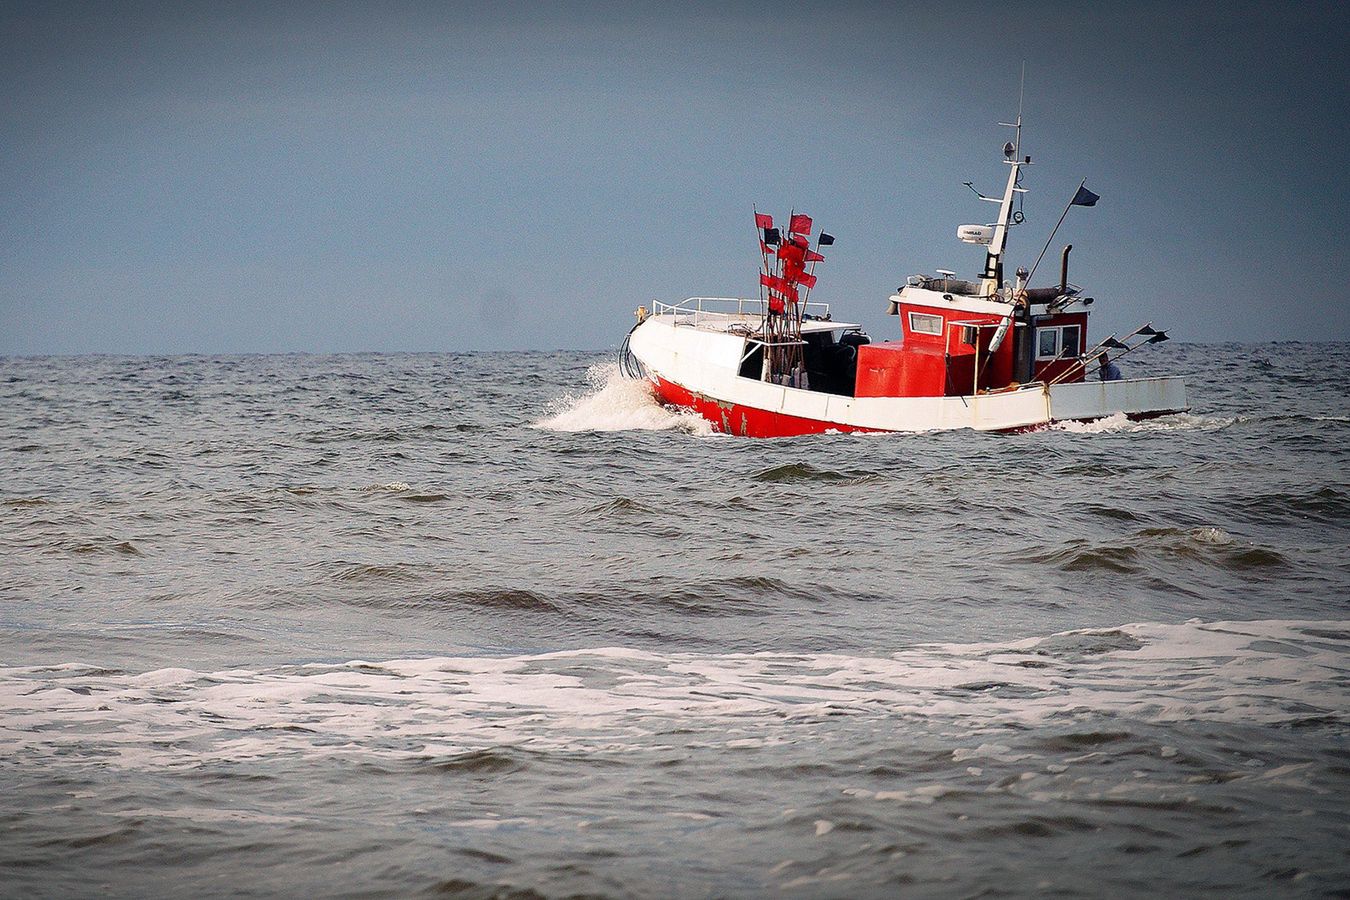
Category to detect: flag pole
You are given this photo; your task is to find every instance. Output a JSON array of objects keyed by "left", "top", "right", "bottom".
[
  {"left": 781, "top": 217, "right": 795, "bottom": 381},
  {"left": 798, "top": 231, "right": 829, "bottom": 335},
  {"left": 754, "top": 205, "right": 770, "bottom": 321},
  {"left": 756, "top": 206, "right": 785, "bottom": 381},
  {"left": 762, "top": 210, "right": 783, "bottom": 382},
  {"left": 784, "top": 209, "right": 798, "bottom": 380},
  {"left": 1025, "top": 178, "right": 1084, "bottom": 288}
]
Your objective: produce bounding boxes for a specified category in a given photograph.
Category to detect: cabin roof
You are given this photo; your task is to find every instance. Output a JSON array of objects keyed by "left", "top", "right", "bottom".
[{"left": 888, "top": 286, "right": 1016, "bottom": 318}]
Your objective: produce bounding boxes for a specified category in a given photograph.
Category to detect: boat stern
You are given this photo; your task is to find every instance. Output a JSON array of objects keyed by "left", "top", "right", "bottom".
[{"left": 1047, "top": 376, "right": 1189, "bottom": 424}]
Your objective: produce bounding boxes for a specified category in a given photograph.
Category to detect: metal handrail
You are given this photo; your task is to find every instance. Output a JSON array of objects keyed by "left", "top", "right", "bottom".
[{"left": 653, "top": 296, "right": 832, "bottom": 326}]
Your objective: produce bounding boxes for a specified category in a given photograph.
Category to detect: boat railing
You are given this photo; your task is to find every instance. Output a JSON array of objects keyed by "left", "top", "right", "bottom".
[{"left": 654, "top": 296, "right": 831, "bottom": 327}]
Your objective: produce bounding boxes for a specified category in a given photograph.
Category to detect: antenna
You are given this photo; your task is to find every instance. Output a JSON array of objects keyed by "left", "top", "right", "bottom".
[
  {"left": 983, "top": 63, "right": 1031, "bottom": 295},
  {"left": 997, "top": 61, "right": 1027, "bottom": 163},
  {"left": 1015, "top": 61, "right": 1025, "bottom": 159}
]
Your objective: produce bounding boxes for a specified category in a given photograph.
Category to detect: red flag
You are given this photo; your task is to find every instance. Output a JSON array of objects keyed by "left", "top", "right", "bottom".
[
  {"left": 795, "top": 271, "right": 818, "bottom": 289},
  {"left": 768, "top": 296, "right": 785, "bottom": 314},
  {"left": 755, "top": 213, "right": 774, "bottom": 229},
  {"left": 805, "top": 249, "right": 825, "bottom": 263},
  {"left": 789, "top": 213, "right": 812, "bottom": 236},
  {"left": 777, "top": 242, "right": 805, "bottom": 266}
]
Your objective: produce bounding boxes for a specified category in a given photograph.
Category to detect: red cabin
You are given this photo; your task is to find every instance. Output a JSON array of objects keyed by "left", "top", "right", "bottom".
[{"left": 857, "top": 297, "right": 1018, "bottom": 398}]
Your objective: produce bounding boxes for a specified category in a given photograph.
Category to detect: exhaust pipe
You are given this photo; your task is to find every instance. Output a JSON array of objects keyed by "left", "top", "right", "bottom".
[{"left": 1060, "top": 244, "right": 1073, "bottom": 296}]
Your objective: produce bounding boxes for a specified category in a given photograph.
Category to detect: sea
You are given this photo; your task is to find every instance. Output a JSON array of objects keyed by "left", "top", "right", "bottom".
[{"left": 1, "top": 341, "right": 1347, "bottom": 898}]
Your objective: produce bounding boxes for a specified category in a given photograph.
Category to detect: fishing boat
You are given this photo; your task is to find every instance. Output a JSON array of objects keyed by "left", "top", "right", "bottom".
[{"left": 618, "top": 113, "right": 1187, "bottom": 437}]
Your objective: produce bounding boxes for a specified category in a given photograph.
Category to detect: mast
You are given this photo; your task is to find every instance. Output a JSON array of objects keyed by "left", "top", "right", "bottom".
[
  {"left": 979, "top": 158, "right": 1022, "bottom": 295},
  {"left": 980, "top": 73, "right": 1028, "bottom": 297}
]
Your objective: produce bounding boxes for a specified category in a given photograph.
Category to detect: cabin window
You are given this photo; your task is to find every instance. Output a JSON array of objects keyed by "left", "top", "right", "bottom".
[
  {"left": 909, "top": 312, "right": 942, "bottom": 335},
  {"left": 1060, "top": 325, "right": 1080, "bottom": 358},
  {"left": 1037, "top": 329, "right": 1059, "bottom": 358},
  {"left": 1037, "top": 324, "right": 1084, "bottom": 360},
  {"left": 959, "top": 325, "right": 978, "bottom": 346}
]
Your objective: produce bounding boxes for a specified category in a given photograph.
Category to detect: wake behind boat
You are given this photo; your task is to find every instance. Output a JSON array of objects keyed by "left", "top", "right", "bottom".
[{"left": 619, "top": 110, "right": 1187, "bottom": 437}]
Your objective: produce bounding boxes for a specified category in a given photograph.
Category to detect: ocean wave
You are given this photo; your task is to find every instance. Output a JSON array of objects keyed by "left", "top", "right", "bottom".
[
  {"left": 1021, "top": 528, "right": 1288, "bottom": 574},
  {"left": 327, "top": 562, "right": 429, "bottom": 584},
  {"left": 394, "top": 492, "right": 450, "bottom": 503},
  {"left": 414, "top": 747, "right": 529, "bottom": 774},
  {"left": 447, "top": 588, "right": 561, "bottom": 612},
  {"left": 1022, "top": 542, "right": 1143, "bottom": 574},
  {"left": 64, "top": 538, "right": 144, "bottom": 557},
  {"left": 1247, "top": 486, "right": 1350, "bottom": 524},
  {"left": 308, "top": 574, "right": 841, "bottom": 620},
  {"left": 1, "top": 618, "right": 1341, "bottom": 772},
  {"left": 580, "top": 496, "right": 657, "bottom": 517},
  {"left": 325, "top": 585, "right": 565, "bottom": 615},
  {"left": 532, "top": 364, "right": 714, "bottom": 435},
  {"left": 752, "top": 462, "right": 857, "bottom": 483},
  {"left": 577, "top": 574, "right": 833, "bottom": 616},
  {"left": 303, "top": 427, "right": 414, "bottom": 444},
  {"left": 4, "top": 496, "right": 50, "bottom": 507}
]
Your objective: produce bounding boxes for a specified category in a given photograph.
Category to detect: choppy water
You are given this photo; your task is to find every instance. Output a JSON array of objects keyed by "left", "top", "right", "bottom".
[{"left": 1, "top": 342, "right": 1347, "bottom": 897}]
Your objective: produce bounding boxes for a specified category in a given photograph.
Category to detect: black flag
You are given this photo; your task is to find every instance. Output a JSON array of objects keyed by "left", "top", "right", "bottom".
[
  {"left": 1071, "top": 185, "right": 1100, "bottom": 207},
  {"left": 762, "top": 227, "right": 780, "bottom": 246},
  {"left": 817, "top": 232, "right": 835, "bottom": 246}
]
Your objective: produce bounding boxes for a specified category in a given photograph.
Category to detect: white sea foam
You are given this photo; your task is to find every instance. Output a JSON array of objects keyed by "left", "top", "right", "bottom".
[
  {"left": 0, "top": 619, "right": 1343, "bottom": 773},
  {"left": 1051, "top": 412, "right": 1130, "bottom": 433},
  {"left": 1129, "top": 412, "right": 1240, "bottom": 432},
  {"left": 1189, "top": 526, "right": 1234, "bottom": 545},
  {"left": 361, "top": 481, "right": 411, "bottom": 492},
  {"left": 1052, "top": 411, "right": 1237, "bottom": 434},
  {"left": 533, "top": 363, "right": 714, "bottom": 435}
]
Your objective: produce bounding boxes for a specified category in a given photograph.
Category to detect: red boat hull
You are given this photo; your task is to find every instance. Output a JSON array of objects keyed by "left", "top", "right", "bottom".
[{"left": 652, "top": 375, "right": 887, "bottom": 438}]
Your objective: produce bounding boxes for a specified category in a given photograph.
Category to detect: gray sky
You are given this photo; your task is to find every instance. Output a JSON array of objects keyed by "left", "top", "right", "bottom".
[{"left": 3, "top": 0, "right": 1346, "bottom": 354}]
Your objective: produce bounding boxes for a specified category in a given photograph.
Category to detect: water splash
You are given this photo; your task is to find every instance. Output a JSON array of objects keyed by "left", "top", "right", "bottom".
[
  {"left": 1189, "top": 526, "right": 1234, "bottom": 545},
  {"left": 533, "top": 364, "right": 713, "bottom": 435},
  {"left": 1053, "top": 412, "right": 1236, "bottom": 434},
  {"left": 1052, "top": 412, "right": 1131, "bottom": 433},
  {"left": 361, "top": 481, "right": 411, "bottom": 492}
]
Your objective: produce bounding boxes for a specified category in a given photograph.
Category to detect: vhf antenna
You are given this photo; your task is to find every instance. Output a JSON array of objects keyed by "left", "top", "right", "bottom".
[{"left": 998, "top": 62, "right": 1026, "bottom": 161}]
